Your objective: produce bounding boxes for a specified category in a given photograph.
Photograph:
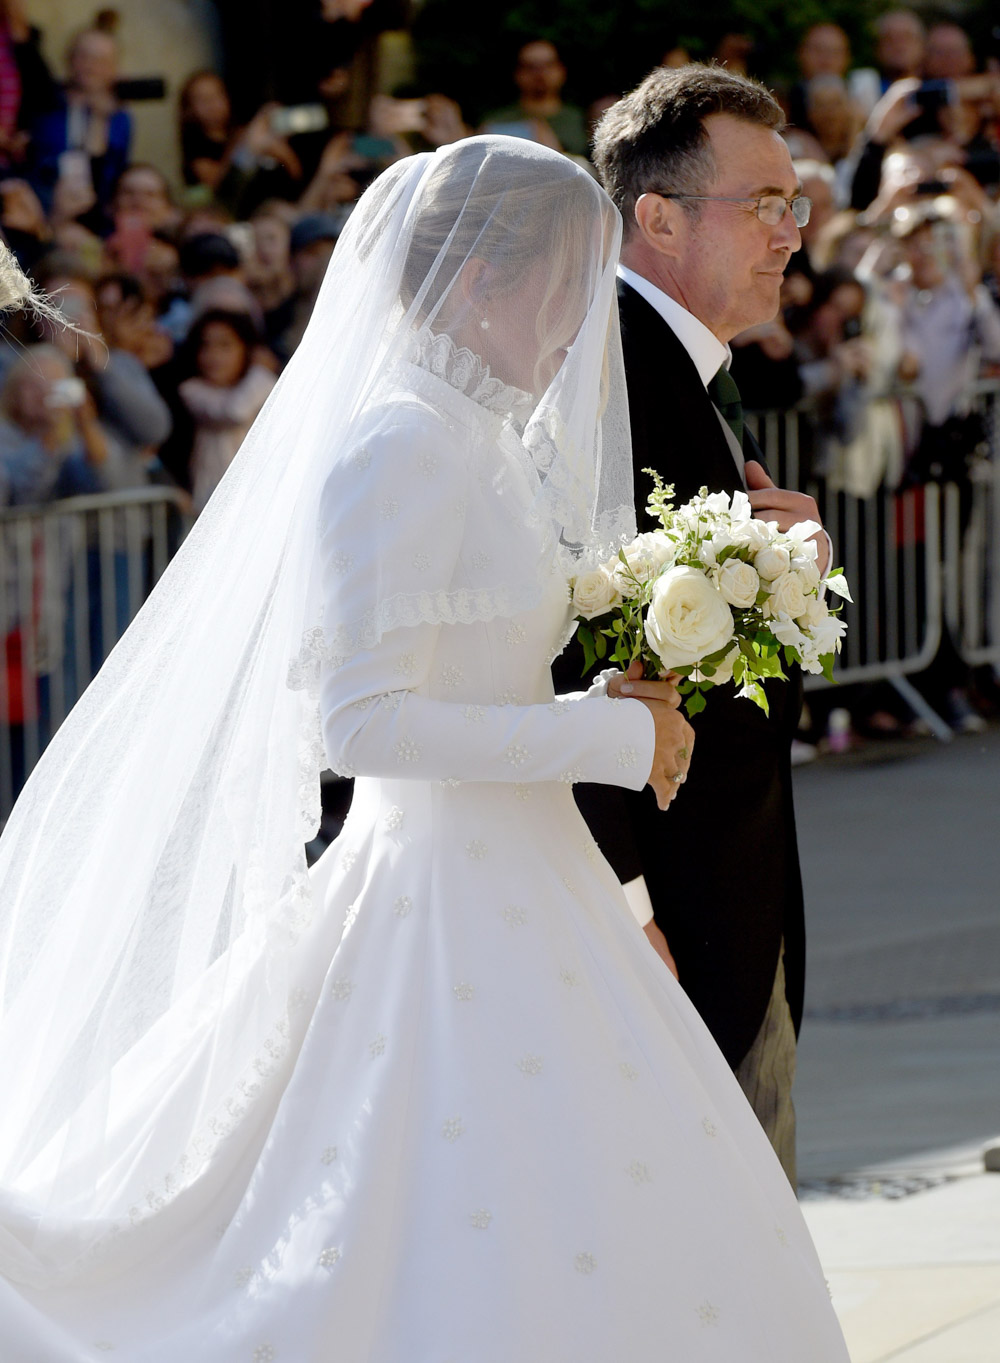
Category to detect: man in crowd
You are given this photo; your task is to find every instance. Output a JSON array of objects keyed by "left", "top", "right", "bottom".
[
  {"left": 585, "top": 65, "right": 832, "bottom": 1185},
  {"left": 483, "top": 39, "right": 588, "bottom": 156}
]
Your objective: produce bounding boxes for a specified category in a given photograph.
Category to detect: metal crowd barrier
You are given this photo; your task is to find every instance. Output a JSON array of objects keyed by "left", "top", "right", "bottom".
[
  {"left": 748, "top": 377, "right": 1000, "bottom": 738},
  {"left": 1, "top": 487, "right": 191, "bottom": 820},
  {"left": 3, "top": 384, "right": 998, "bottom": 818}
]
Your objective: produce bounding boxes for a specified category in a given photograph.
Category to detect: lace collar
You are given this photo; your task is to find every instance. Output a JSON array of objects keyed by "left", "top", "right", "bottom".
[{"left": 406, "top": 327, "right": 536, "bottom": 427}]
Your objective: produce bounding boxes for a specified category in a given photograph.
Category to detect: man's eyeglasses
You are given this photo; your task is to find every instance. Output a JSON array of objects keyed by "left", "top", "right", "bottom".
[{"left": 651, "top": 192, "right": 812, "bottom": 228}]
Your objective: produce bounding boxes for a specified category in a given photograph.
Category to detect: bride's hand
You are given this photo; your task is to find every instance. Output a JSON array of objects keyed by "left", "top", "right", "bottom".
[{"left": 607, "top": 661, "right": 694, "bottom": 810}]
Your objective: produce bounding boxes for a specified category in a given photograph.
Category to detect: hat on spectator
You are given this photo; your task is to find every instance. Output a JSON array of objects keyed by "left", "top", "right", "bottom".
[
  {"left": 179, "top": 232, "right": 241, "bottom": 279},
  {"left": 290, "top": 213, "right": 341, "bottom": 255}
]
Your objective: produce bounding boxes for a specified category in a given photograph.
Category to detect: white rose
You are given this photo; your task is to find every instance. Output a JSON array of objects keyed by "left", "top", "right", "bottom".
[
  {"left": 753, "top": 544, "right": 791, "bottom": 580},
  {"left": 572, "top": 567, "right": 620, "bottom": 619},
  {"left": 768, "top": 570, "right": 808, "bottom": 619},
  {"left": 644, "top": 565, "right": 735, "bottom": 669},
  {"left": 716, "top": 558, "right": 760, "bottom": 609},
  {"left": 611, "top": 532, "right": 674, "bottom": 590}
]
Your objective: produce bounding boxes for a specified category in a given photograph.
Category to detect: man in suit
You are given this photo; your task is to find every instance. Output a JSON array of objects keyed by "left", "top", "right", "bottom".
[{"left": 584, "top": 65, "right": 831, "bottom": 1185}]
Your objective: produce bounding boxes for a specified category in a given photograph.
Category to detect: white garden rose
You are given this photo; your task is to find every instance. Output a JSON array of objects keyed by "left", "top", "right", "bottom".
[
  {"left": 572, "top": 567, "right": 620, "bottom": 619},
  {"left": 716, "top": 558, "right": 760, "bottom": 609},
  {"left": 611, "top": 532, "right": 675, "bottom": 590},
  {"left": 753, "top": 544, "right": 791, "bottom": 580},
  {"left": 644, "top": 565, "right": 735, "bottom": 669},
  {"left": 767, "top": 570, "right": 808, "bottom": 619}
]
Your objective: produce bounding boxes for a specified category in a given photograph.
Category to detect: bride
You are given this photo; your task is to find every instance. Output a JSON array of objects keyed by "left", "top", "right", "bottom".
[{"left": 0, "top": 137, "right": 848, "bottom": 1360}]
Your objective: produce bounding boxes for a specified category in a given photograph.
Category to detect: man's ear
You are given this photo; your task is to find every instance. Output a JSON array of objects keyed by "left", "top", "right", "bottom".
[{"left": 632, "top": 192, "right": 685, "bottom": 261}]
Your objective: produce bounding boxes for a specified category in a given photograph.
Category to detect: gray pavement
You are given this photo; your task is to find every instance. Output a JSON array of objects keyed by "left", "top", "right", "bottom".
[
  {"left": 789, "top": 724, "right": 1000, "bottom": 1361},
  {"left": 792, "top": 724, "right": 1000, "bottom": 1181}
]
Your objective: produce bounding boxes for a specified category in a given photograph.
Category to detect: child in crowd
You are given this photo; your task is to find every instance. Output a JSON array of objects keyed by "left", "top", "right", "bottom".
[{"left": 178, "top": 308, "right": 274, "bottom": 514}]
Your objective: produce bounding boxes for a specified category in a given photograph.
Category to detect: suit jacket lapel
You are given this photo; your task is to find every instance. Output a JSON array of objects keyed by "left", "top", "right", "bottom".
[{"left": 617, "top": 280, "right": 747, "bottom": 510}]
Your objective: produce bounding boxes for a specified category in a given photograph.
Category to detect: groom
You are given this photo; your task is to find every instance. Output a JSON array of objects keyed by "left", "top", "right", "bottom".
[{"left": 582, "top": 65, "right": 831, "bottom": 1185}]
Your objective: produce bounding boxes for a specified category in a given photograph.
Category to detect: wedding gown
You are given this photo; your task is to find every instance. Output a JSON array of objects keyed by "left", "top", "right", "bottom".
[{"left": 0, "top": 348, "right": 849, "bottom": 1362}]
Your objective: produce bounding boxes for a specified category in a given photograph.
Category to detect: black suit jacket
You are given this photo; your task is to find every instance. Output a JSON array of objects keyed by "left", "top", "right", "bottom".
[{"left": 558, "top": 280, "right": 805, "bottom": 1068}]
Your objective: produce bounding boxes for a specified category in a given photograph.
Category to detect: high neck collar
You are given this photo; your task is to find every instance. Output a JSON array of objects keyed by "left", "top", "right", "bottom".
[{"left": 407, "top": 326, "right": 536, "bottom": 427}]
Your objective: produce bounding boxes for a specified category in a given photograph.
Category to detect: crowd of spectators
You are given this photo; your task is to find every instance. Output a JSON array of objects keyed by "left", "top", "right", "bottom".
[{"left": 1, "top": 1, "right": 999, "bottom": 740}]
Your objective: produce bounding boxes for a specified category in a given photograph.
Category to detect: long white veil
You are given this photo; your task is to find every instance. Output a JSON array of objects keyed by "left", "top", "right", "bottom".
[{"left": 0, "top": 137, "right": 634, "bottom": 1288}]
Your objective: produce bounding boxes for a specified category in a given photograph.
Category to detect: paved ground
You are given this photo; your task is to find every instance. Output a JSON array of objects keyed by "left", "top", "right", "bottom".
[{"left": 790, "top": 724, "right": 1000, "bottom": 1361}]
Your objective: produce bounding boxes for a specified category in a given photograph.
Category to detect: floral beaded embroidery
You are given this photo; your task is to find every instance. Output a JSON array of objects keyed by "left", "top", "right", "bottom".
[
  {"left": 574, "top": 1253, "right": 597, "bottom": 1275},
  {"left": 626, "top": 1161, "right": 652, "bottom": 1184},
  {"left": 502, "top": 905, "right": 528, "bottom": 927},
  {"left": 383, "top": 806, "right": 404, "bottom": 832},
  {"left": 318, "top": 1248, "right": 341, "bottom": 1268},
  {"left": 411, "top": 551, "right": 431, "bottom": 571},
  {"left": 330, "top": 978, "right": 353, "bottom": 1002},
  {"left": 620, "top": 1062, "right": 639, "bottom": 1082},
  {"left": 441, "top": 664, "right": 464, "bottom": 688},
  {"left": 504, "top": 622, "right": 527, "bottom": 646},
  {"left": 394, "top": 737, "right": 421, "bottom": 764},
  {"left": 697, "top": 1303, "right": 721, "bottom": 1328},
  {"left": 617, "top": 745, "right": 638, "bottom": 768},
  {"left": 469, "top": 1209, "right": 493, "bottom": 1229},
  {"left": 393, "top": 895, "right": 412, "bottom": 917},
  {"left": 465, "top": 839, "right": 488, "bottom": 860},
  {"left": 441, "top": 1117, "right": 465, "bottom": 1142},
  {"left": 503, "top": 743, "right": 530, "bottom": 768},
  {"left": 369, "top": 1033, "right": 386, "bottom": 1057},
  {"left": 321, "top": 1146, "right": 338, "bottom": 1165},
  {"left": 379, "top": 498, "right": 399, "bottom": 520},
  {"left": 453, "top": 982, "right": 476, "bottom": 1001},
  {"left": 702, "top": 1117, "right": 718, "bottom": 1137},
  {"left": 516, "top": 1054, "right": 543, "bottom": 1076},
  {"left": 464, "top": 705, "right": 485, "bottom": 723},
  {"left": 234, "top": 1266, "right": 255, "bottom": 1288}
]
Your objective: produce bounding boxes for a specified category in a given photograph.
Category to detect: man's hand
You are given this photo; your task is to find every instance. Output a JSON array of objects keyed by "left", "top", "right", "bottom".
[
  {"left": 607, "top": 660, "right": 694, "bottom": 810},
  {"left": 745, "top": 460, "right": 830, "bottom": 574},
  {"left": 643, "top": 918, "right": 679, "bottom": 979}
]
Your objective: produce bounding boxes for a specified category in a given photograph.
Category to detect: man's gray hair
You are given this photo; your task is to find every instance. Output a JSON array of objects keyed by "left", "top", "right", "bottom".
[{"left": 592, "top": 64, "right": 785, "bottom": 237}]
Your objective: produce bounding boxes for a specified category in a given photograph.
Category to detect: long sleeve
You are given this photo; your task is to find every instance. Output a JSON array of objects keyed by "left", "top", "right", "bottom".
[
  {"left": 316, "top": 396, "right": 656, "bottom": 792},
  {"left": 321, "top": 624, "right": 655, "bottom": 790}
]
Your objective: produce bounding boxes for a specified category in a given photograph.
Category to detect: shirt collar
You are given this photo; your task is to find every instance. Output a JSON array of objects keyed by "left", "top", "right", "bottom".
[{"left": 617, "top": 264, "right": 731, "bottom": 389}]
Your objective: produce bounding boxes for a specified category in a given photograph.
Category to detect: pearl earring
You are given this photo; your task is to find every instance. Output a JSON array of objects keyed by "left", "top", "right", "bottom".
[{"left": 480, "top": 316, "right": 489, "bottom": 330}]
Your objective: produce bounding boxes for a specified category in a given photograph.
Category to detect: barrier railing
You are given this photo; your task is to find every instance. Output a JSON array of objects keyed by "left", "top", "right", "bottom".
[
  {"left": 3, "top": 382, "right": 998, "bottom": 816},
  {"left": 1, "top": 487, "right": 191, "bottom": 819},
  {"left": 747, "top": 377, "right": 1000, "bottom": 736}
]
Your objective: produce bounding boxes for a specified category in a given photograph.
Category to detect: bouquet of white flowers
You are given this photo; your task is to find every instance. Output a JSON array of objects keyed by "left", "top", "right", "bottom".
[{"left": 571, "top": 471, "right": 852, "bottom": 717}]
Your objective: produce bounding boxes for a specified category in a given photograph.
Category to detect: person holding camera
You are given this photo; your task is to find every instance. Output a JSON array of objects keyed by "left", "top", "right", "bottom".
[{"left": 26, "top": 20, "right": 131, "bottom": 223}]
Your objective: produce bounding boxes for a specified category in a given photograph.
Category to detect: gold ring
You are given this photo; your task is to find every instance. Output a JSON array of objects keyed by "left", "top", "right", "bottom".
[
  {"left": 671, "top": 772, "right": 684, "bottom": 784},
  {"left": 677, "top": 746, "right": 689, "bottom": 761}
]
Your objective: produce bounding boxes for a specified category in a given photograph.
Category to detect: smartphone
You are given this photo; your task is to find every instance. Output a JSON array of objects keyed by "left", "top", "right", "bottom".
[
  {"left": 45, "top": 377, "right": 87, "bottom": 409},
  {"left": 270, "top": 105, "right": 330, "bottom": 137},
  {"left": 114, "top": 77, "right": 167, "bottom": 102},
  {"left": 913, "top": 79, "right": 954, "bottom": 116},
  {"left": 57, "top": 149, "right": 92, "bottom": 194}
]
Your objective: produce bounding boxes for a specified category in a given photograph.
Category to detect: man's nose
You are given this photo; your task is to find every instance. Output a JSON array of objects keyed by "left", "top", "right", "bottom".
[{"left": 772, "top": 203, "right": 802, "bottom": 252}]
